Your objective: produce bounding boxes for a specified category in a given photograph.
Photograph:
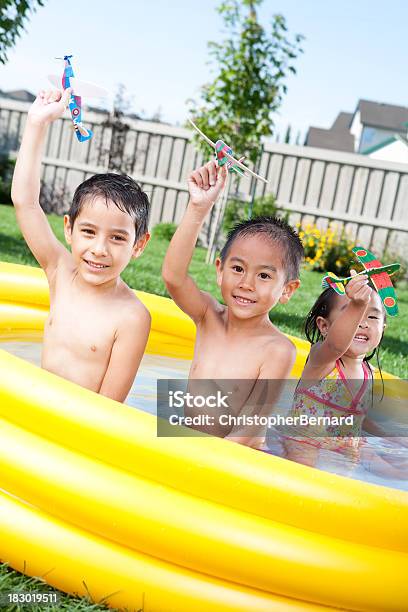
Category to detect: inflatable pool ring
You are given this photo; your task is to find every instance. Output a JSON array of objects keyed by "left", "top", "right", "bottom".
[{"left": 0, "top": 262, "right": 407, "bottom": 612}]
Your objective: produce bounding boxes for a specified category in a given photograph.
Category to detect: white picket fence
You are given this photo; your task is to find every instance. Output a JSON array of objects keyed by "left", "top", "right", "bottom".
[{"left": 1, "top": 97, "right": 408, "bottom": 256}]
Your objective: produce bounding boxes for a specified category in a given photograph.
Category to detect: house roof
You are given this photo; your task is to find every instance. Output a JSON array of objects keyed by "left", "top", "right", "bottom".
[
  {"left": 331, "top": 112, "right": 353, "bottom": 131},
  {"left": 304, "top": 127, "right": 355, "bottom": 152},
  {"left": 362, "top": 134, "right": 408, "bottom": 155},
  {"left": 1, "top": 89, "right": 36, "bottom": 102},
  {"left": 356, "top": 99, "right": 408, "bottom": 132}
]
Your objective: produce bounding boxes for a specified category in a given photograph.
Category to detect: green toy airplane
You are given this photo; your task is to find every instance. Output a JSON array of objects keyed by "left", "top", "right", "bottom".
[{"left": 322, "top": 247, "right": 400, "bottom": 316}]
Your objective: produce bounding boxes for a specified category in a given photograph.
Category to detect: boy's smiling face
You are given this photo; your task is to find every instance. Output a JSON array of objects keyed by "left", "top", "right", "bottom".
[
  {"left": 64, "top": 197, "right": 149, "bottom": 286},
  {"left": 215, "top": 234, "right": 300, "bottom": 319}
]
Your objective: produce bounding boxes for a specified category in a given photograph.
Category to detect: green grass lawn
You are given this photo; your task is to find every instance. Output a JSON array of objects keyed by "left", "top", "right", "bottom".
[
  {"left": 0, "top": 564, "right": 114, "bottom": 611},
  {"left": 1, "top": 203, "right": 407, "bottom": 377}
]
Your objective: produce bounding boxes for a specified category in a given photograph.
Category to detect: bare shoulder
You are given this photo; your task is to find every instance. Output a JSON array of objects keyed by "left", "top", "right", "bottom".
[
  {"left": 116, "top": 285, "right": 151, "bottom": 330},
  {"left": 307, "top": 341, "right": 326, "bottom": 365},
  {"left": 264, "top": 329, "right": 296, "bottom": 359},
  {"left": 47, "top": 249, "right": 76, "bottom": 288},
  {"left": 259, "top": 329, "right": 297, "bottom": 378},
  {"left": 199, "top": 291, "right": 226, "bottom": 321},
  {"left": 304, "top": 341, "right": 336, "bottom": 378}
]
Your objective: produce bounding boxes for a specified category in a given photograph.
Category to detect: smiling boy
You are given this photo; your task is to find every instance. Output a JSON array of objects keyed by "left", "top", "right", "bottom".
[
  {"left": 162, "top": 161, "right": 304, "bottom": 445},
  {"left": 11, "top": 89, "right": 151, "bottom": 402}
]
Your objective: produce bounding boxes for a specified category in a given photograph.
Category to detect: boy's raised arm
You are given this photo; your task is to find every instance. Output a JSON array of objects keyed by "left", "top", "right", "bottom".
[
  {"left": 11, "top": 89, "right": 71, "bottom": 276},
  {"left": 162, "top": 161, "right": 227, "bottom": 323}
]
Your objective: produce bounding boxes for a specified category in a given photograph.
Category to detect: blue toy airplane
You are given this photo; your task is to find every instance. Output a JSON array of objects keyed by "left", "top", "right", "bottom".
[{"left": 49, "top": 55, "right": 107, "bottom": 143}]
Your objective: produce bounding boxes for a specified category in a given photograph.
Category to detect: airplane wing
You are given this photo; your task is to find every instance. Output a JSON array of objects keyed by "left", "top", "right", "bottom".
[
  {"left": 221, "top": 149, "right": 269, "bottom": 183},
  {"left": 369, "top": 272, "right": 399, "bottom": 316},
  {"left": 188, "top": 119, "right": 268, "bottom": 183},
  {"left": 77, "top": 123, "right": 90, "bottom": 137},
  {"left": 322, "top": 272, "right": 346, "bottom": 294},
  {"left": 188, "top": 119, "right": 216, "bottom": 148},
  {"left": 48, "top": 75, "right": 108, "bottom": 98},
  {"left": 48, "top": 74, "right": 62, "bottom": 90},
  {"left": 352, "top": 247, "right": 399, "bottom": 316},
  {"left": 352, "top": 247, "right": 383, "bottom": 270}
]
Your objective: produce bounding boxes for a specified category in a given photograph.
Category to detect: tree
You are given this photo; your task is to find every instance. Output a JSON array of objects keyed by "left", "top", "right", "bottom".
[
  {"left": 0, "top": 1, "right": 45, "bottom": 65},
  {"left": 188, "top": 0, "right": 304, "bottom": 259},
  {"left": 188, "top": 0, "right": 304, "bottom": 165},
  {"left": 100, "top": 84, "right": 132, "bottom": 173}
]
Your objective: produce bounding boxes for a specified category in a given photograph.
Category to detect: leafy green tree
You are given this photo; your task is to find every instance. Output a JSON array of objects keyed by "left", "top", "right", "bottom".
[
  {"left": 222, "top": 193, "right": 279, "bottom": 234},
  {"left": 188, "top": 0, "right": 304, "bottom": 164},
  {"left": 295, "top": 129, "right": 302, "bottom": 145},
  {"left": 0, "top": 0, "right": 45, "bottom": 65},
  {"left": 188, "top": 0, "right": 303, "bottom": 260}
]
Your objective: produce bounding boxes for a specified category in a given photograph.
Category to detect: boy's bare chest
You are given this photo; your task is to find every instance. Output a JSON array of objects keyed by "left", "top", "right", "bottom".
[
  {"left": 45, "top": 290, "right": 117, "bottom": 357},
  {"left": 192, "top": 329, "right": 266, "bottom": 379}
]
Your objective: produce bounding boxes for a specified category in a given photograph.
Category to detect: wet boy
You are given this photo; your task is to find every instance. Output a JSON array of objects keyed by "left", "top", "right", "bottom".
[
  {"left": 12, "top": 89, "right": 151, "bottom": 402},
  {"left": 162, "top": 161, "right": 304, "bottom": 445}
]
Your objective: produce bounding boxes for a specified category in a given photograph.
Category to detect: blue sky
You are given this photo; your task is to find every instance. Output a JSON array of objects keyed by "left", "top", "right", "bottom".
[{"left": 1, "top": 0, "right": 407, "bottom": 140}]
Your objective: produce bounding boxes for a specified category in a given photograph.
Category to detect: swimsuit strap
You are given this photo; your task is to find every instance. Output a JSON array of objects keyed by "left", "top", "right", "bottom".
[
  {"left": 335, "top": 359, "right": 369, "bottom": 412},
  {"left": 295, "top": 360, "right": 368, "bottom": 415}
]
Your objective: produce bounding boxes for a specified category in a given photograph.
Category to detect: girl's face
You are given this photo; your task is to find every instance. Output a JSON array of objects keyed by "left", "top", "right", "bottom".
[{"left": 318, "top": 290, "right": 385, "bottom": 358}]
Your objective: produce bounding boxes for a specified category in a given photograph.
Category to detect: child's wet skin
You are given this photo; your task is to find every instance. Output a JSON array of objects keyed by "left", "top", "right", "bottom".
[
  {"left": 323, "top": 290, "right": 385, "bottom": 365},
  {"left": 162, "top": 160, "right": 303, "bottom": 446},
  {"left": 216, "top": 234, "right": 289, "bottom": 324},
  {"left": 64, "top": 197, "right": 140, "bottom": 289},
  {"left": 12, "top": 88, "right": 151, "bottom": 402}
]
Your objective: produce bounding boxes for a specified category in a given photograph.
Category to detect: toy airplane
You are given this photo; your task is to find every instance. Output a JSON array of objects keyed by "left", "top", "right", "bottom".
[
  {"left": 322, "top": 247, "right": 400, "bottom": 316},
  {"left": 48, "top": 55, "right": 107, "bottom": 143},
  {"left": 188, "top": 119, "right": 268, "bottom": 184}
]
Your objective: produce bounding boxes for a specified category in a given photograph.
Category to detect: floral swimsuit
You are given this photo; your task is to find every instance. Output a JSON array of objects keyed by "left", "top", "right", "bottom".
[{"left": 283, "top": 359, "right": 371, "bottom": 458}]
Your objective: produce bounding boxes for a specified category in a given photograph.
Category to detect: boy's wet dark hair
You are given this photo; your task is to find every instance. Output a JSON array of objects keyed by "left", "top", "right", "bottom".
[
  {"left": 219, "top": 216, "right": 304, "bottom": 281},
  {"left": 69, "top": 173, "right": 150, "bottom": 242}
]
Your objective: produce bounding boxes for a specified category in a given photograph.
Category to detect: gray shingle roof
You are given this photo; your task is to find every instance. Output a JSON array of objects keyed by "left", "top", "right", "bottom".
[
  {"left": 2, "top": 89, "right": 36, "bottom": 102},
  {"left": 304, "top": 127, "right": 355, "bottom": 152},
  {"left": 357, "top": 99, "right": 408, "bottom": 131},
  {"left": 331, "top": 112, "right": 353, "bottom": 131}
]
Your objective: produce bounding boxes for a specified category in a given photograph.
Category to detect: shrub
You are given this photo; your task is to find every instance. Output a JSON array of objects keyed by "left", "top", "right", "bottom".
[
  {"left": 375, "top": 250, "right": 406, "bottom": 286},
  {"left": 299, "top": 223, "right": 408, "bottom": 285},
  {"left": 0, "top": 156, "right": 15, "bottom": 204},
  {"left": 222, "top": 193, "right": 282, "bottom": 234},
  {"left": 152, "top": 222, "right": 177, "bottom": 241},
  {"left": 298, "top": 223, "right": 355, "bottom": 276}
]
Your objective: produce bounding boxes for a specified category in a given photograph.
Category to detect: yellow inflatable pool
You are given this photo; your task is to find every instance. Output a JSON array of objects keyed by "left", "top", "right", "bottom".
[{"left": 0, "top": 262, "right": 407, "bottom": 612}]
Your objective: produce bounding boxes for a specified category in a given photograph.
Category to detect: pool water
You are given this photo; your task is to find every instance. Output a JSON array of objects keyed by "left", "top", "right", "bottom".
[
  {"left": 2, "top": 342, "right": 407, "bottom": 492},
  {"left": 0, "top": 341, "right": 190, "bottom": 416}
]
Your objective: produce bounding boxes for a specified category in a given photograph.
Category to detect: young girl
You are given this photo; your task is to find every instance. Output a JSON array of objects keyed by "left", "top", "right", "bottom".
[{"left": 282, "top": 269, "right": 387, "bottom": 468}]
